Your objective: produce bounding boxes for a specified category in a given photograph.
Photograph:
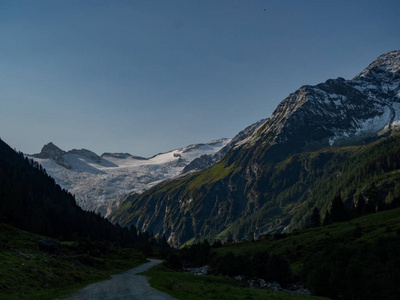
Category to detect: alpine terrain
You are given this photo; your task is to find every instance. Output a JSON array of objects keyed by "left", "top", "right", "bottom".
[
  {"left": 110, "top": 50, "right": 400, "bottom": 247},
  {"left": 28, "top": 139, "right": 230, "bottom": 216}
]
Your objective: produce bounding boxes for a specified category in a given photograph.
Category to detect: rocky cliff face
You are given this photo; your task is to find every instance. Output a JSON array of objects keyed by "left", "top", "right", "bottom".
[
  {"left": 235, "top": 51, "right": 400, "bottom": 159},
  {"left": 109, "top": 51, "right": 400, "bottom": 247}
]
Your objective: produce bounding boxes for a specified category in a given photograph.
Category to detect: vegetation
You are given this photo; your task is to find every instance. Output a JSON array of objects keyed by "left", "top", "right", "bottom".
[
  {"left": 0, "top": 138, "right": 155, "bottom": 253},
  {"left": 166, "top": 208, "right": 400, "bottom": 299},
  {"left": 2, "top": 123, "right": 400, "bottom": 299},
  {"left": 0, "top": 137, "right": 170, "bottom": 298},
  {"left": 0, "top": 223, "right": 146, "bottom": 300},
  {"left": 143, "top": 264, "right": 322, "bottom": 300},
  {"left": 111, "top": 133, "right": 400, "bottom": 247}
]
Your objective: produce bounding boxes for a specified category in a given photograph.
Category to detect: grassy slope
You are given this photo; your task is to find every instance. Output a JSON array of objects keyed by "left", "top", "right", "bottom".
[
  {"left": 212, "top": 208, "right": 400, "bottom": 274},
  {"left": 143, "top": 264, "right": 324, "bottom": 300},
  {"left": 0, "top": 224, "right": 146, "bottom": 300},
  {"left": 142, "top": 209, "right": 400, "bottom": 299}
]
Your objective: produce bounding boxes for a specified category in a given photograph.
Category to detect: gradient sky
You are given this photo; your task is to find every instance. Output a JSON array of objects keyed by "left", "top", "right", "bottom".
[{"left": 1, "top": 0, "right": 399, "bottom": 157}]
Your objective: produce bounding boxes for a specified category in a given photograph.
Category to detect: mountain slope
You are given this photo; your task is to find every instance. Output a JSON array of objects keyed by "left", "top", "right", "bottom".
[
  {"left": 182, "top": 119, "right": 267, "bottom": 173},
  {"left": 110, "top": 50, "right": 400, "bottom": 247},
  {"left": 0, "top": 138, "right": 141, "bottom": 246},
  {"left": 28, "top": 139, "right": 230, "bottom": 216}
]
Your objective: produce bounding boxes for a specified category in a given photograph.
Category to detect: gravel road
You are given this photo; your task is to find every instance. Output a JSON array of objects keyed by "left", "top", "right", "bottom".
[{"left": 61, "top": 259, "right": 175, "bottom": 300}]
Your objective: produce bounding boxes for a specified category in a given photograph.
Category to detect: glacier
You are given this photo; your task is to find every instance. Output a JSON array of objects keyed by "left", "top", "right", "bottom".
[{"left": 28, "top": 139, "right": 230, "bottom": 216}]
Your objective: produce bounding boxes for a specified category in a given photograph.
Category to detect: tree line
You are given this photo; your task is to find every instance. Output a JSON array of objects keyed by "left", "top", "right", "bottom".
[{"left": 0, "top": 138, "right": 156, "bottom": 253}]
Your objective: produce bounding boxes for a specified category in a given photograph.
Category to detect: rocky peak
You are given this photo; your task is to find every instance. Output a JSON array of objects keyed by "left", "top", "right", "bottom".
[
  {"left": 355, "top": 50, "right": 400, "bottom": 79},
  {"left": 34, "top": 142, "right": 65, "bottom": 159},
  {"left": 32, "top": 142, "right": 71, "bottom": 169},
  {"left": 232, "top": 51, "right": 400, "bottom": 163}
]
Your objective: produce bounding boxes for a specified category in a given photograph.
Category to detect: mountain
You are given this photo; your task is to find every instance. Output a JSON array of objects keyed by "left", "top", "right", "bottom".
[
  {"left": 109, "top": 50, "right": 400, "bottom": 247},
  {"left": 28, "top": 138, "right": 230, "bottom": 216},
  {"left": 0, "top": 137, "right": 141, "bottom": 246},
  {"left": 182, "top": 119, "right": 268, "bottom": 173}
]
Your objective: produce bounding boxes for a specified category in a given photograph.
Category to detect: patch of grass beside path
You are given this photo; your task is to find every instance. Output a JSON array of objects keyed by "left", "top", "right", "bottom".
[
  {"left": 142, "top": 264, "right": 324, "bottom": 300},
  {"left": 0, "top": 224, "right": 146, "bottom": 300}
]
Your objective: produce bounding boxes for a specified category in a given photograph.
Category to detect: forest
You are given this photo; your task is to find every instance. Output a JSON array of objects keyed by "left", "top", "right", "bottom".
[
  {"left": 0, "top": 138, "right": 155, "bottom": 253},
  {"left": 164, "top": 205, "right": 400, "bottom": 299}
]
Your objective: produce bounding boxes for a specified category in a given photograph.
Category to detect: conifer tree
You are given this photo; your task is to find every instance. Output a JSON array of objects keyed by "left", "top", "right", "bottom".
[
  {"left": 323, "top": 210, "right": 332, "bottom": 226},
  {"left": 330, "top": 195, "right": 347, "bottom": 223},
  {"left": 366, "top": 184, "right": 378, "bottom": 213},
  {"left": 310, "top": 207, "right": 321, "bottom": 227},
  {"left": 356, "top": 194, "right": 366, "bottom": 216}
]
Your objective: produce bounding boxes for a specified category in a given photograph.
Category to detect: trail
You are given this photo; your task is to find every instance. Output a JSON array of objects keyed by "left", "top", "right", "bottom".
[{"left": 61, "top": 259, "right": 175, "bottom": 300}]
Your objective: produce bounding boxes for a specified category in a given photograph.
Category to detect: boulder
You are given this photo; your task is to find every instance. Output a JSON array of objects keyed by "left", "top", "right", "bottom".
[{"left": 38, "top": 239, "right": 61, "bottom": 255}]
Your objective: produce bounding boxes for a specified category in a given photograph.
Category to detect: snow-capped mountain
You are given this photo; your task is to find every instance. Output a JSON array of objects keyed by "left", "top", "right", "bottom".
[
  {"left": 28, "top": 139, "right": 230, "bottom": 216},
  {"left": 234, "top": 50, "right": 400, "bottom": 158},
  {"left": 109, "top": 50, "right": 400, "bottom": 247}
]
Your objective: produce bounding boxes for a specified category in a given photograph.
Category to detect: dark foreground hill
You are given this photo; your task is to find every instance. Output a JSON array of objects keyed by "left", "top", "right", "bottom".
[
  {"left": 168, "top": 208, "right": 400, "bottom": 299},
  {"left": 0, "top": 223, "right": 145, "bottom": 299}
]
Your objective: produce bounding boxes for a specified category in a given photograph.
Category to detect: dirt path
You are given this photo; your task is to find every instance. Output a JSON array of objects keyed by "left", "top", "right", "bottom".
[{"left": 61, "top": 259, "right": 175, "bottom": 300}]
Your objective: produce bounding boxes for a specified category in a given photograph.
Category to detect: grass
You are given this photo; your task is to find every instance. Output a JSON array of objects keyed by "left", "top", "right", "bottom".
[
  {"left": 142, "top": 209, "right": 400, "bottom": 299},
  {"left": 142, "top": 264, "right": 324, "bottom": 300},
  {"left": 185, "top": 162, "right": 240, "bottom": 192},
  {"left": 0, "top": 224, "right": 146, "bottom": 300},
  {"left": 212, "top": 208, "right": 400, "bottom": 273}
]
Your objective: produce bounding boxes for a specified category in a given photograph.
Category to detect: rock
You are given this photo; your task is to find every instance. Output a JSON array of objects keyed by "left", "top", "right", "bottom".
[
  {"left": 286, "top": 283, "right": 311, "bottom": 295},
  {"left": 38, "top": 240, "right": 61, "bottom": 255},
  {"left": 266, "top": 281, "right": 281, "bottom": 291},
  {"left": 184, "top": 265, "right": 209, "bottom": 275},
  {"left": 248, "top": 278, "right": 268, "bottom": 288},
  {"left": 68, "top": 149, "right": 102, "bottom": 163},
  {"left": 259, "top": 278, "right": 267, "bottom": 288},
  {"left": 16, "top": 250, "right": 30, "bottom": 260},
  {"left": 33, "top": 142, "right": 71, "bottom": 169},
  {"left": 72, "top": 260, "right": 84, "bottom": 267},
  {"left": 181, "top": 154, "right": 214, "bottom": 173}
]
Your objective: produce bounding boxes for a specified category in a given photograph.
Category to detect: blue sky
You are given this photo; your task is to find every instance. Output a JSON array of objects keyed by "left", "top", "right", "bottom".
[{"left": 1, "top": 0, "right": 399, "bottom": 157}]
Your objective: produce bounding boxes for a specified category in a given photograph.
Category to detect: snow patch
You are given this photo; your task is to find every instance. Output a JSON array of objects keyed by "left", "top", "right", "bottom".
[{"left": 354, "top": 106, "right": 391, "bottom": 136}]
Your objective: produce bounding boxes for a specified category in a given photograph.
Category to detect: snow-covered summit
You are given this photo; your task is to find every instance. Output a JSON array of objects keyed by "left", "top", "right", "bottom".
[
  {"left": 231, "top": 51, "right": 400, "bottom": 161},
  {"left": 356, "top": 50, "right": 400, "bottom": 78},
  {"left": 28, "top": 138, "right": 231, "bottom": 216}
]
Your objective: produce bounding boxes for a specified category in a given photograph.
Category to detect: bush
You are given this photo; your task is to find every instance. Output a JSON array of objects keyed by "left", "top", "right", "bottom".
[
  {"left": 165, "top": 253, "right": 182, "bottom": 270},
  {"left": 266, "top": 254, "right": 292, "bottom": 286}
]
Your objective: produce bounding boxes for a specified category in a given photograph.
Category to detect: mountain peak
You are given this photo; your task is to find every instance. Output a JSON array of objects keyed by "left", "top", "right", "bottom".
[
  {"left": 37, "top": 142, "right": 65, "bottom": 158},
  {"left": 356, "top": 50, "right": 400, "bottom": 78},
  {"left": 32, "top": 142, "right": 71, "bottom": 169}
]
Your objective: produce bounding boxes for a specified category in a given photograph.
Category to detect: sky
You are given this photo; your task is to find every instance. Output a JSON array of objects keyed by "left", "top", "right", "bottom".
[{"left": 1, "top": 0, "right": 399, "bottom": 157}]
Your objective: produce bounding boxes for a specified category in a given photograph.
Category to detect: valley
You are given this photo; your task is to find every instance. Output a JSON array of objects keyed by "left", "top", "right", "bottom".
[{"left": 2, "top": 49, "right": 400, "bottom": 300}]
